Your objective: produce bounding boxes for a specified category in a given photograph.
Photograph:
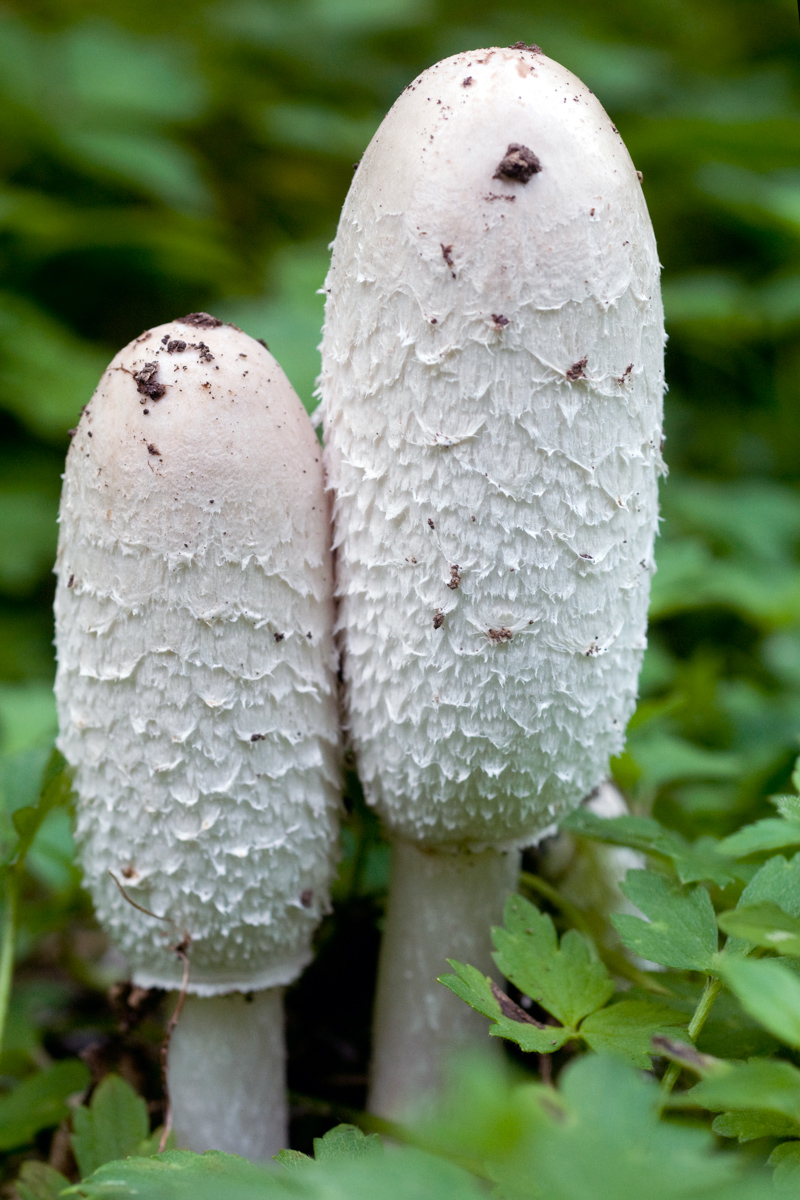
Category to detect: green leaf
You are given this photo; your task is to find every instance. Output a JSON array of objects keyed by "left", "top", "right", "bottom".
[
  {"left": 713, "top": 1110, "right": 800, "bottom": 1143},
  {"left": 62, "top": 1150, "right": 282, "bottom": 1200},
  {"left": 671, "top": 1057, "right": 800, "bottom": 1124},
  {"left": 562, "top": 810, "right": 740, "bottom": 886},
  {"left": 724, "top": 854, "right": 800, "bottom": 957},
  {"left": 439, "top": 961, "right": 572, "bottom": 1054},
  {"left": 0, "top": 1058, "right": 89, "bottom": 1150},
  {"left": 579, "top": 999, "right": 687, "bottom": 1068},
  {"left": 71, "top": 1074, "right": 150, "bottom": 1178},
  {"left": 14, "top": 1161, "right": 70, "bottom": 1200},
  {"left": 312, "top": 1124, "right": 382, "bottom": 1162},
  {"left": 65, "top": 1146, "right": 484, "bottom": 1200},
  {"left": 719, "top": 901, "right": 800, "bottom": 956},
  {"left": 273, "top": 1148, "right": 311, "bottom": 1168},
  {"left": 438, "top": 960, "right": 503, "bottom": 1023},
  {"left": 492, "top": 894, "right": 613, "bottom": 1027},
  {"left": 717, "top": 820, "right": 800, "bottom": 858},
  {"left": 716, "top": 955, "right": 800, "bottom": 1049},
  {"left": 613, "top": 872, "right": 718, "bottom": 970},
  {"left": 769, "top": 1141, "right": 800, "bottom": 1191}
]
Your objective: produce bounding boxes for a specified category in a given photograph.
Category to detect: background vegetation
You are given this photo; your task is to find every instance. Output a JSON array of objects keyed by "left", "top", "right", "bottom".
[{"left": 0, "top": 0, "right": 799, "bottom": 1194}]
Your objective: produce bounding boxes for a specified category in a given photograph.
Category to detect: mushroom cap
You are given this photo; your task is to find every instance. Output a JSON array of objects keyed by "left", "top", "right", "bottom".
[
  {"left": 55, "top": 316, "right": 342, "bottom": 994},
  {"left": 321, "top": 48, "right": 665, "bottom": 850}
]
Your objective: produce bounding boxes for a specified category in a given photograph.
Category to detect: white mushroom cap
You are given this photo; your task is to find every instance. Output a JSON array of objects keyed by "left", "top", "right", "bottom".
[
  {"left": 321, "top": 47, "right": 665, "bottom": 851},
  {"left": 55, "top": 315, "right": 342, "bottom": 995}
]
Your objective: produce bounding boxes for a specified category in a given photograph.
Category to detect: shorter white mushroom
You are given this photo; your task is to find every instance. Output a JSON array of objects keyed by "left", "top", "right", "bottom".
[{"left": 55, "top": 314, "right": 341, "bottom": 1157}]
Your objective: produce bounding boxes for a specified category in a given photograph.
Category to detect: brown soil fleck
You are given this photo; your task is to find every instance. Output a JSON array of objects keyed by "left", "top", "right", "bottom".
[
  {"left": 166, "top": 339, "right": 187, "bottom": 354},
  {"left": 274, "top": 632, "right": 285, "bottom": 642},
  {"left": 300, "top": 889, "right": 314, "bottom": 908},
  {"left": 192, "top": 341, "right": 214, "bottom": 363},
  {"left": 433, "top": 610, "right": 445, "bottom": 629},
  {"left": 250, "top": 733, "right": 266, "bottom": 742},
  {"left": 485, "top": 192, "right": 516, "bottom": 203},
  {"left": 177, "top": 312, "right": 223, "bottom": 329},
  {"left": 428, "top": 517, "right": 435, "bottom": 529},
  {"left": 493, "top": 314, "right": 510, "bottom": 328},
  {"left": 147, "top": 443, "right": 161, "bottom": 456},
  {"left": 488, "top": 627, "right": 513, "bottom": 643},
  {"left": 494, "top": 143, "right": 542, "bottom": 184},
  {"left": 134, "top": 362, "right": 166, "bottom": 402},
  {"left": 510, "top": 41, "right": 542, "bottom": 52},
  {"left": 67, "top": 574, "right": 74, "bottom": 588},
  {"left": 566, "top": 357, "right": 588, "bottom": 382},
  {"left": 447, "top": 564, "right": 461, "bottom": 590},
  {"left": 257, "top": 338, "right": 269, "bottom": 351},
  {"left": 441, "top": 243, "right": 456, "bottom": 276},
  {"left": 462, "top": 76, "right": 473, "bottom": 86}
]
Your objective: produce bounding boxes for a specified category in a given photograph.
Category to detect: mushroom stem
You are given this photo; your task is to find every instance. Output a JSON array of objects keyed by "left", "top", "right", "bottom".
[
  {"left": 168, "top": 989, "right": 287, "bottom": 1159},
  {"left": 368, "top": 841, "right": 519, "bottom": 1118}
]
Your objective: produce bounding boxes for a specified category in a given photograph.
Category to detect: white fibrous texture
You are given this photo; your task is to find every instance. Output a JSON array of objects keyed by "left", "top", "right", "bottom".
[
  {"left": 321, "top": 47, "right": 665, "bottom": 851},
  {"left": 55, "top": 316, "right": 341, "bottom": 994}
]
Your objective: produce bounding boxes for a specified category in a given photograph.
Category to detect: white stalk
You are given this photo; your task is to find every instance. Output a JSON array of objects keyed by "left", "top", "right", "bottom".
[
  {"left": 321, "top": 46, "right": 665, "bottom": 1115},
  {"left": 168, "top": 990, "right": 286, "bottom": 1160},
  {"left": 55, "top": 314, "right": 341, "bottom": 1154},
  {"left": 369, "top": 843, "right": 519, "bottom": 1117}
]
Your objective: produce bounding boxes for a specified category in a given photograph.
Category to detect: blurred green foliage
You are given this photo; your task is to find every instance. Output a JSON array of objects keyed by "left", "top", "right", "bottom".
[{"left": 0, "top": 0, "right": 798, "bottom": 1182}]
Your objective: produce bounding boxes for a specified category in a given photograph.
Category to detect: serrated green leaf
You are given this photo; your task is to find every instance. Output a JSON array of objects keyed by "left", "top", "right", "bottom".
[
  {"left": 562, "top": 811, "right": 740, "bottom": 886},
  {"left": 717, "top": 819, "right": 800, "bottom": 858},
  {"left": 71, "top": 1074, "right": 150, "bottom": 1178},
  {"left": 0, "top": 1058, "right": 89, "bottom": 1150},
  {"left": 62, "top": 1150, "right": 282, "bottom": 1199},
  {"left": 713, "top": 1110, "right": 800, "bottom": 1143},
  {"left": 579, "top": 999, "right": 687, "bottom": 1068},
  {"left": 769, "top": 1140, "right": 800, "bottom": 1191},
  {"left": 670, "top": 1057, "right": 800, "bottom": 1124},
  {"left": 716, "top": 955, "right": 800, "bottom": 1049},
  {"left": 773, "top": 794, "right": 800, "bottom": 821},
  {"left": 492, "top": 894, "right": 613, "bottom": 1027},
  {"left": 724, "top": 854, "right": 800, "bottom": 957},
  {"left": 719, "top": 901, "right": 800, "bottom": 956},
  {"left": 439, "top": 961, "right": 572, "bottom": 1054},
  {"left": 274, "top": 1148, "right": 311, "bottom": 1168},
  {"left": 613, "top": 872, "right": 718, "bottom": 970},
  {"left": 312, "top": 1124, "right": 382, "bottom": 1162},
  {"left": 439, "top": 960, "right": 503, "bottom": 1023},
  {"left": 64, "top": 1146, "right": 484, "bottom": 1200},
  {"left": 14, "top": 1161, "right": 70, "bottom": 1200}
]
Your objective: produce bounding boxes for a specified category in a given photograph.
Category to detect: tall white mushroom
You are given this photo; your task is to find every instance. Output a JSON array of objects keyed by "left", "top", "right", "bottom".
[
  {"left": 320, "top": 45, "right": 665, "bottom": 1116},
  {"left": 55, "top": 314, "right": 341, "bottom": 1158}
]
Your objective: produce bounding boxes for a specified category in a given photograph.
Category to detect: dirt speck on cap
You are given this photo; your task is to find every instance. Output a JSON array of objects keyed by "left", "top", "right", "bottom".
[
  {"left": 447, "top": 565, "right": 461, "bottom": 590},
  {"left": 177, "top": 312, "right": 224, "bottom": 329},
  {"left": 441, "top": 244, "right": 456, "bottom": 276},
  {"left": 492, "top": 314, "right": 510, "bottom": 329},
  {"left": 488, "top": 627, "right": 513, "bottom": 643},
  {"left": 493, "top": 143, "right": 542, "bottom": 184},
  {"left": 433, "top": 610, "right": 445, "bottom": 629},
  {"left": 166, "top": 339, "right": 187, "bottom": 354},
  {"left": 146, "top": 443, "right": 161, "bottom": 456},
  {"left": 133, "top": 362, "right": 166, "bottom": 402},
  {"left": 462, "top": 76, "right": 473, "bottom": 87},
  {"left": 300, "top": 889, "right": 314, "bottom": 908},
  {"left": 566, "top": 357, "right": 588, "bottom": 382},
  {"left": 510, "top": 41, "right": 542, "bottom": 52}
]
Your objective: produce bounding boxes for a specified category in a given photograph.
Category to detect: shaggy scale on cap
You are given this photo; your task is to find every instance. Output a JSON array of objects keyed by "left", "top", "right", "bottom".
[
  {"left": 321, "top": 46, "right": 665, "bottom": 851},
  {"left": 55, "top": 318, "right": 341, "bottom": 995}
]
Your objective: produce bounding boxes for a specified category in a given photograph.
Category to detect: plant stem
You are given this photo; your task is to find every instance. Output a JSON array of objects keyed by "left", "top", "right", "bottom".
[
  {"left": 0, "top": 869, "right": 19, "bottom": 1059},
  {"left": 660, "top": 975, "right": 721, "bottom": 1098}
]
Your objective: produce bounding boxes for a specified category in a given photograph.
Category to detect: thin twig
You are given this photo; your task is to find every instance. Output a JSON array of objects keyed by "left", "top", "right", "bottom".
[
  {"left": 108, "top": 870, "right": 171, "bottom": 923},
  {"left": 159, "top": 937, "right": 191, "bottom": 1153},
  {"left": 108, "top": 869, "right": 190, "bottom": 1151}
]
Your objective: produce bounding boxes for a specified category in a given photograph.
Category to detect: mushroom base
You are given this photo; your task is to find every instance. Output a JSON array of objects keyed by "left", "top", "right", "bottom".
[
  {"left": 168, "top": 988, "right": 287, "bottom": 1159},
  {"left": 368, "top": 840, "right": 520, "bottom": 1118}
]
